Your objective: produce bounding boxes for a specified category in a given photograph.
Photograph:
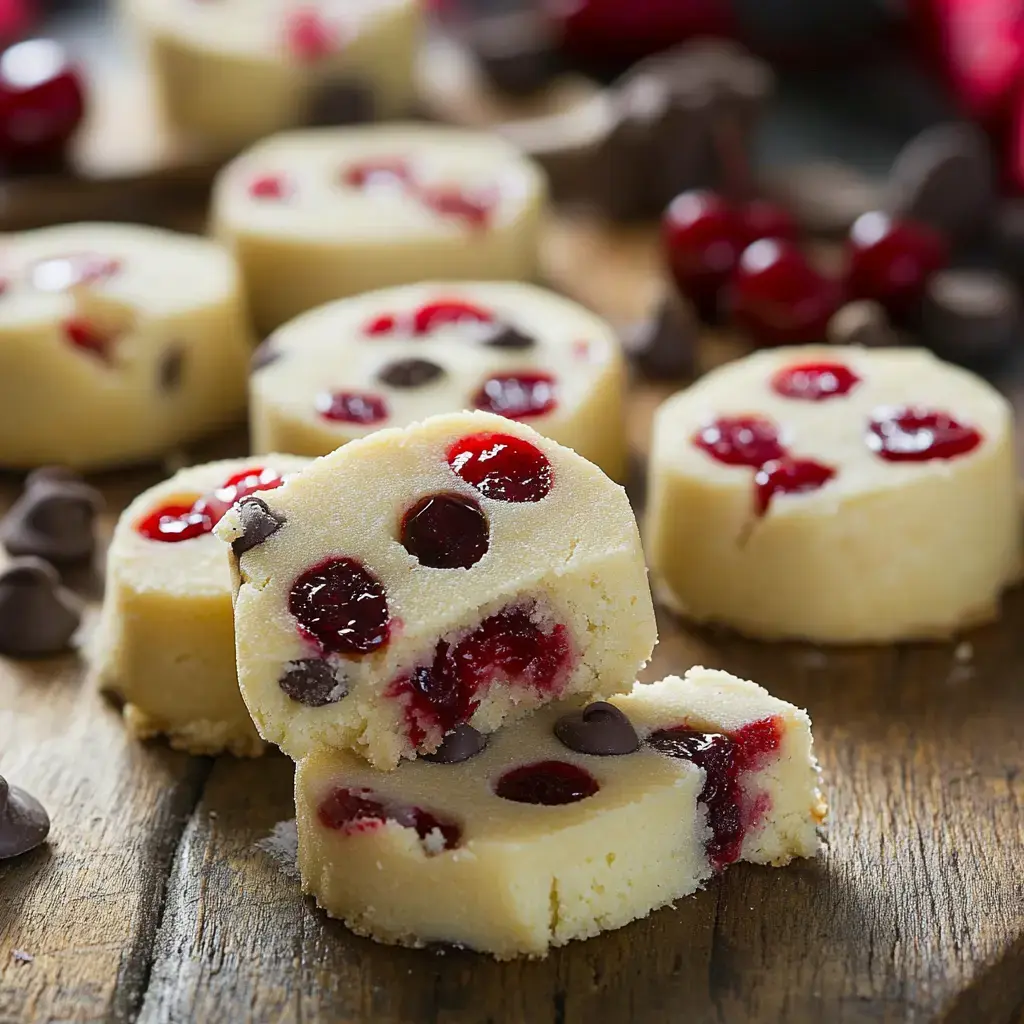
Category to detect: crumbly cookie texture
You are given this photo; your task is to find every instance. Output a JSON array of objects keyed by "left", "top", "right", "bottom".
[
  {"left": 93, "top": 455, "right": 310, "bottom": 757},
  {"left": 215, "top": 410, "right": 656, "bottom": 769},
  {"left": 128, "top": 0, "right": 420, "bottom": 149},
  {"left": 295, "top": 667, "right": 826, "bottom": 960},
  {"left": 0, "top": 223, "right": 251, "bottom": 470},
  {"left": 212, "top": 124, "right": 547, "bottom": 333},
  {"left": 250, "top": 280, "right": 629, "bottom": 480},
  {"left": 646, "top": 345, "right": 1021, "bottom": 643}
]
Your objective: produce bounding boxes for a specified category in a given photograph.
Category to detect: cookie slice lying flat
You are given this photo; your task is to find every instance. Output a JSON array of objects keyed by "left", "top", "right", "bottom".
[
  {"left": 215, "top": 410, "right": 656, "bottom": 769},
  {"left": 93, "top": 455, "right": 310, "bottom": 757},
  {"left": 295, "top": 667, "right": 826, "bottom": 959}
]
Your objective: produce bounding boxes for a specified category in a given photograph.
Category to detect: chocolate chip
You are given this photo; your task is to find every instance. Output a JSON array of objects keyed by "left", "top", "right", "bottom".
[
  {"left": 0, "top": 558, "right": 80, "bottom": 657},
  {"left": 251, "top": 337, "right": 281, "bottom": 373},
  {"left": 277, "top": 658, "right": 347, "bottom": 707},
  {"left": 159, "top": 344, "right": 185, "bottom": 392},
  {"left": 627, "top": 292, "right": 697, "bottom": 379},
  {"left": 479, "top": 323, "right": 536, "bottom": 350},
  {"left": 460, "top": 10, "right": 561, "bottom": 97},
  {"left": 304, "top": 78, "right": 376, "bottom": 128},
  {"left": 421, "top": 724, "right": 487, "bottom": 764},
  {"left": 827, "top": 300, "right": 894, "bottom": 348},
  {"left": 1, "top": 469, "right": 102, "bottom": 563},
  {"left": 888, "top": 123, "right": 994, "bottom": 243},
  {"left": 377, "top": 358, "right": 446, "bottom": 389},
  {"left": 0, "top": 775, "right": 50, "bottom": 859},
  {"left": 231, "top": 496, "right": 286, "bottom": 557},
  {"left": 554, "top": 701, "right": 640, "bottom": 756},
  {"left": 763, "top": 161, "right": 882, "bottom": 237},
  {"left": 920, "top": 269, "right": 1021, "bottom": 363}
]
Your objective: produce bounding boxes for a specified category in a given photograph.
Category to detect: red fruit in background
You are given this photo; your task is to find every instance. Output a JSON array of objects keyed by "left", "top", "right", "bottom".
[
  {"left": 730, "top": 238, "right": 841, "bottom": 345},
  {"left": 739, "top": 200, "right": 799, "bottom": 248},
  {"left": 845, "top": 211, "right": 949, "bottom": 319},
  {"left": 0, "top": 38, "right": 85, "bottom": 171}
]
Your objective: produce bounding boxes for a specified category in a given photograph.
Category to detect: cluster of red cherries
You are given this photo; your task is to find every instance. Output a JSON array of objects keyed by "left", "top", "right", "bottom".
[{"left": 661, "top": 190, "right": 949, "bottom": 344}]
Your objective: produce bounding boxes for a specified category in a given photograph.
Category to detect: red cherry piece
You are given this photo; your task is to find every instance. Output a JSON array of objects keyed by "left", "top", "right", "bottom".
[
  {"left": 316, "top": 390, "right": 389, "bottom": 425},
  {"left": 693, "top": 415, "right": 787, "bottom": 468},
  {"left": 0, "top": 39, "right": 85, "bottom": 170},
  {"left": 392, "top": 606, "right": 573, "bottom": 743},
  {"left": 753, "top": 458, "right": 836, "bottom": 516},
  {"left": 342, "top": 158, "right": 413, "bottom": 190},
  {"left": 31, "top": 252, "right": 120, "bottom": 291},
  {"left": 192, "top": 466, "right": 283, "bottom": 525},
  {"left": 662, "top": 190, "right": 745, "bottom": 320},
  {"left": 400, "top": 493, "right": 489, "bottom": 569},
  {"left": 289, "top": 557, "right": 391, "bottom": 655},
  {"left": 846, "top": 212, "right": 949, "bottom": 317},
  {"left": 63, "top": 318, "right": 111, "bottom": 360},
  {"left": 731, "top": 239, "right": 840, "bottom": 346},
  {"left": 648, "top": 716, "right": 781, "bottom": 868},
  {"left": 739, "top": 200, "right": 799, "bottom": 248},
  {"left": 770, "top": 361, "right": 862, "bottom": 402},
  {"left": 448, "top": 431, "right": 553, "bottom": 502},
  {"left": 418, "top": 184, "right": 495, "bottom": 228},
  {"left": 317, "top": 787, "right": 460, "bottom": 850},
  {"left": 135, "top": 501, "right": 211, "bottom": 543},
  {"left": 866, "top": 407, "right": 982, "bottom": 463},
  {"left": 473, "top": 372, "right": 557, "bottom": 420},
  {"left": 248, "top": 174, "right": 291, "bottom": 200},
  {"left": 284, "top": 8, "right": 342, "bottom": 61},
  {"left": 494, "top": 760, "right": 599, "bottom": 805},
  {"left": 412, "top": 299, "right": 493, "bottom": 335},
  {"left": 364, "top": 313, "right": 397, "bottom": 336}
]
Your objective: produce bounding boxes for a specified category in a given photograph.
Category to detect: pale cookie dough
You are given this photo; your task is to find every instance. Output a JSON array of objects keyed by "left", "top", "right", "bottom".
[
  {"left": 215, "top": 410, "right": 656, "bottom": 769},
  {"left": 212, "top": 125, "right": 547, "bottom": 333},
  {"left": 93, "top": 454, "right": 309, "bottom": 756},
  {"left": 646, "top": 345, "right": 1021, "bottom": 643},
  {"left": 127, "top": 0, "right": 420, "bottom": 150},
  {"left": 295, "top": 667, "right": 826, "bottom": 959},
  {"left": 250, "top": 281, "right": 628, "bottom": 479},
  {"left": 0, "top": 223, "right": 251, "bottom": 470}
]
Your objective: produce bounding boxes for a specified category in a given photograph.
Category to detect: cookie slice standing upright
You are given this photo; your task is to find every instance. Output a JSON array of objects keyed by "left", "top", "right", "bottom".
[{"left": 215, "top": 410, "right": 657, "bottom": 769}]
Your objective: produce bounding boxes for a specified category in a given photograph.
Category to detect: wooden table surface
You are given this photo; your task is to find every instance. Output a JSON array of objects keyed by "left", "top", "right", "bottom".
[{"left": 0, "top": 210, "right": 1022, "bottom": 1024}]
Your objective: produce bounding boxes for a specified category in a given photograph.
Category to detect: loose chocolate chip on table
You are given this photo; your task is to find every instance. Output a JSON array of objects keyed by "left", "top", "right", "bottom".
[
  {"left": 421, "top": 724, "right": 488, "bottom": 764},
  {"left": 0, "top": 775, "right": 50, "bottom": 859},
  {"left": 919, "top": 269, "right": 1021, "bottom": 363},
  {"left": 627, "top": 292, "right": 698, "bottom": 379},
  {"left": 251, "top": 337, "right": 282, "bottom": 373},
  {"left": 827, "top": 300, "right": 894, "bottom": 348},
  {"left": 479, "top": 323, "right": 536, "bottom": 350},
  {"left": 158, "top": 344, "right": 185, "bottom": 392},
  {"left": 887, "top": 123, "right": 994, "bottom": 244},
  {"left": 378, "top": 358, "right": 446, "bottom": 389},
  {"left": 278, "top": 658, "right": 348, "bottom": 707},
  {"left": 0, "top": 558, "right": 81, "bottom": 657},
  {"left": 1, "top": 468, "right": 102, "bottom": 563},
  {"left": 460, "top": 10, "right": 561, "bottom": 98},
  {"left": 231, "top": 496, "right": 287, "bottom": 557},
  {"left": 304, "top": 78, "right": 376, "bottom": 128},
  {"left": 555, "top": 701, "right": 640, "bottom": 756}
]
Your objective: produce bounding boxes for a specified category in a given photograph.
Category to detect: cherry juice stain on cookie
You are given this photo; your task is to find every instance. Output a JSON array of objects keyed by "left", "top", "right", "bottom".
[{"left": 317, "top": 787, "right": 461, "bottom": 850}]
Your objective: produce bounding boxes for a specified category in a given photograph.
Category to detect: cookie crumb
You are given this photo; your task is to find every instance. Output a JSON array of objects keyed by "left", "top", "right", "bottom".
[{"left": 954, "top": 641, "right": 973, "bottom": 663}]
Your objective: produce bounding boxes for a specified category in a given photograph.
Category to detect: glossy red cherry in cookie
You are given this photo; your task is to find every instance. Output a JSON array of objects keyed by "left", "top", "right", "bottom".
[
  {"left": 866, "top": 407, "right": 982, "bottom": 462},
  {"left": 771, "top": 361, "right": 862, "bottom": 401},
  {"left": 0, "top": 39, "right": 85, "bottom": 171},
  {"left": 315, "top": 390, "right": 389, "bottom": 425},
  {"left": 448, "top": 432, "right": 553, "bottom": 502},
  {"left": 400, "top": 493, "right": 489, "bottom": 569},
  {"left": 473, "top": 372, "right": 557, "bottom": 420},
  {"left": 692, "top": 415, "right": 787, "bottom": 468},
  {"left": 754, "top": 458, "right": 836, "bottom": 516},
  {"left": 494, "top": 760, "right": 600, "bottom": 805},
  {"left": 318, "top": 787, "right": 461, "bottom": 850},
  {"left": 135, "top": 502, "right": 210, "bottom": 543}
]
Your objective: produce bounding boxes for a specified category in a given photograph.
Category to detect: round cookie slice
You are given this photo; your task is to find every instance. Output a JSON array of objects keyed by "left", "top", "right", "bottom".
[
  {"left": 646, "top": 345, "right": 1021, "bottom": 643},
  {"left": 212, "top": 125, "right": 547, "bottom": 333},
  {"left": 250, "top": 281, "right": 628, "bottom": 479},
  {"left": 214, "top": 410, "right": 657, "bottom": 769},
  {"left": 93, "top": 454, "right": 309, "bottom": 757},
  {"left": 0, "top": 223, "right": 252, "bottom": 470},
  {"left": 127, "top": 0, "right": 420, "bottom": 150},
  {"left": 295, "top": 667, "right": 826, "bottom": 959}
]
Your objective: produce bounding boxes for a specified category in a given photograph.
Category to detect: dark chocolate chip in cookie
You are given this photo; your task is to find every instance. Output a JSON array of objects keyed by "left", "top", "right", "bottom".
[
  {"left": 0, "top": 775, "right": 50, "bottom": 859},
  {"left": 479, "top": 323, "right": 536, "bottom": 350},
  {"left": 0, "top": 558, "right": 81, "bottom": 657},
  {"left": 827, "top": 300, "right": 894, "bottom": 348},
  {"left": 920, "top": 269, "right": 1021, "bottom": 363},
  {"left": 627, "top": 292, "right": 698, "bottom": 380},
  {"left": 159, "top": 344, "right": 185, "bottom": 392},
  {"left": 251, "top": 337, "right": 282, "bottom": 373},
  {"left": 421, "top": 724, "right": 487, "bottom": 764},
  {"left": 378, "top": 358, "right": 446, "bottom": 389},
  {"left": 231, "top": 496, "right": 286, "bottom": 557},
  {"left": 554, "top": 701, "right": 639, "bottom": 756},
  {"left": 304, "top": 77, "right": 376, "bottom": 128},
  {"left": 1, "top": 468, "right": 102, "bottom": 563},
  {"left": 278, "top": 658, "right": 348, "bottom": 707}
]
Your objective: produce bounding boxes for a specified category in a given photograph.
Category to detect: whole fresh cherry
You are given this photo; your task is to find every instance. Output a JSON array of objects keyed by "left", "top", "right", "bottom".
[
  {"left": 729, "top": 238, "right": 841, "bottom": 346},
  {"left": 0, "top": 39, "right": 85, "bottom": 172},
  {"left": 845, "top": 211, "right": 948, "bottom": 321}
]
